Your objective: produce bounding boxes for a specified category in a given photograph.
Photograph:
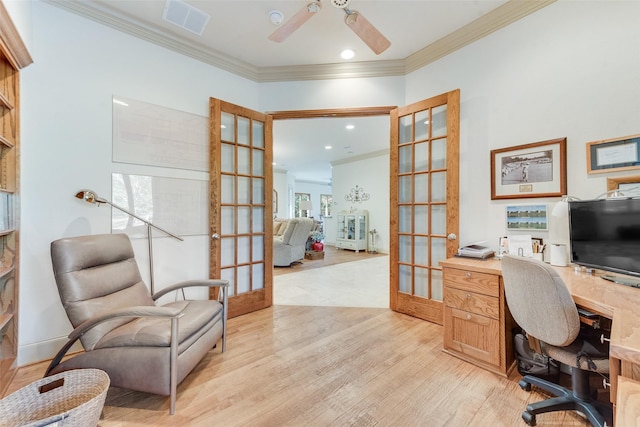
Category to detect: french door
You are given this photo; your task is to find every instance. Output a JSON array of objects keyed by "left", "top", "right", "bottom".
[
  {"left": 209, "top": 98, "right": 273, "bottom": 318},
  {"left": 390, "top": 90, "right": 460, "bottom": 325}
]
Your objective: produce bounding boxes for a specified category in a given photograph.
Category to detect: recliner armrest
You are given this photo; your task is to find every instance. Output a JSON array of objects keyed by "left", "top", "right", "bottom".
[{"left": 152, "top": 279, "right": 230, "bottom": 300}]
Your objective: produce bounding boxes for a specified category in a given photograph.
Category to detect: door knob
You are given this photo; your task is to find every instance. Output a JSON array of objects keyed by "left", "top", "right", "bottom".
[
  {"left": 211, "top": 233, "right": 220, "bottom": 240},
  {"left": 447, "top": 233, "right": 457, "bottom": 240}
]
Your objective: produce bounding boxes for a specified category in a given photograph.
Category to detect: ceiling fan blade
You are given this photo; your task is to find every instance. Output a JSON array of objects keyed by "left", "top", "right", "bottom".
[
  {"left": 344, "top": 10, "right": 391, "bottom": 55},
  {"left": 269, "top": 2, "right": 322, "bottom": 43}
]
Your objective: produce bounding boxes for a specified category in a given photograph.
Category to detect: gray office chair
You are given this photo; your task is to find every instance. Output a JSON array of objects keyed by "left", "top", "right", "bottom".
[
  {"left": 46, "top": 233, "right": 229, "bottom": 414},
  {"left": 501, "top": 255, "right": 611, "bottom": 427}
]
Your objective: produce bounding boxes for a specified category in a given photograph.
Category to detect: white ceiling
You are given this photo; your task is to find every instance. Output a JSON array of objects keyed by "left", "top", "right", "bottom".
[{"left": 47, "top": 0, "right": 554, "bottom": 183}]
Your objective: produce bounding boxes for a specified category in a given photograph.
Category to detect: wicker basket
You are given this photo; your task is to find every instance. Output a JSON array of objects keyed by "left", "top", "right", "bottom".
[{"left": 0, "top": 368, "right": 110, "bottom": 427}]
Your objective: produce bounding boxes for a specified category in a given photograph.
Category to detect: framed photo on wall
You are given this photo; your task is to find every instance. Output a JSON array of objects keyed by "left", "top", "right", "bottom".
[
  {"left": 491, "top": 138, "right": 567, "bottom": 200},
  {"left": 505, "top": 204, "right": 548, "bottom": 231},
  {"left": 587, "top": 134, "right": 640, "bottom": 174}
]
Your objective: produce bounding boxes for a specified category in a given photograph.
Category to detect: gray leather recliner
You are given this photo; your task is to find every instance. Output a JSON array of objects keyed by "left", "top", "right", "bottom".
[{"left": 45, "top": 233, "right": 228, "bottom": 414}]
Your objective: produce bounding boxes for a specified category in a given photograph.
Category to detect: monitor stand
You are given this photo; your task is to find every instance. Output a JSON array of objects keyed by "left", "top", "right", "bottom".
[{"left": 601, "top": 274, "right": 640, "bottom": 289}]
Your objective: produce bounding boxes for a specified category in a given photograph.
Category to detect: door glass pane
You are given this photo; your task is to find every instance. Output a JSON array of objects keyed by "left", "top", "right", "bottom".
[
  {"left": 432, "top": 138, "right": 446, "bottom": 170},
  {"left": 252, "top": 235, "right": 264, "bottom": 261},
  {"left": 431, "top": 172, "right": 447, "bottom": 203},
  {"left": 253, "top": 149, "right": 264, "bottom": 175},
  {"left": 347, "top": 217, "right": 355, "bottom": 240},
  {"left": 359, "top": 216, "right": 366, "bottom": 240},
  {"left": 414, "top": 173, "right": 428, "bottom": 203},
  {"left": 221, "top": 238, "right": 235, "bottom": 267},
  {"left": 399, "top": 145, "right": 412, "bottom": 173},
  {"left": 414, "top": 236, "right": 428, "bottom": 267},
  {"left": 415, "top": 267, "right": 429, "bottom": 298},
  {"left": 399, "top": 235, "right": 411, "bottom": 263},
  {"left": 415, "top": 110, "right": 429, "bottom": 141},
  {"left": 399, "top": 176, "right": 412, "bottom": 203},
  {"left": 414, "top": 205, "right": 428, "bottom": 234},
  {"left": 253, "top": 207, "right": 264, "bottom": 232},
  {"left": 432, "top": 105, "right": 447, "bottom": 138},
  {"left": 399, "top": 206, "right": 411, "bottom": 233},
  {"left": 221, "top": 143, "right": 235, "bottom": 173},
  {"left": 220, "top": 268, "right": 235, "bottom": 297},
  {"left": 415, "top": 141, "right": 429, "bottom": 172},
  {"left": 252, "top": 121, "right": 264, "bottom": 148},
  {"left": 399, "top": 265, "right": 411, "bottom": 293},
  {"left": 432, "top": 269, "right": 443, "bottom": 301},
  {"left": 431, "top": 205, "right": 446, "bottom": 235},
  {"left": 237, "top": 236, "right": 250, "bottom": 264},
  {"left": 237, "top": 177, "right": 250, "bottom": 204},
  {"left": 221, "top": 175, "right": 235, "bottom": 204},
  {"left": 252, "top": 178, "right": 264, "bottom": 204},
  {"left": 431, "top": 238, "right": 447, "bottom": 269},
  {"left": 221, "top": 113, "right": 234, "bottom": 142},
  {"left": 399, "top": 115, "right": 413, "bottom": 144},
  {"left": 237, "top": 265, "right": 251, "bottom": 293},
  {"left": 221, "top": 206, "right": 235, "bottom": 235},
  {"left": 238, "top": 116, "right": 250, "bottom": 145},
  {"left": 237, "top": 206, "right": 250, "bottom": 234},
  {"left": 253, "top": 264, "right": 264, "bottom": 290},
  {"left": 238, "top": 146, "right": 250, "bottom": 175}
]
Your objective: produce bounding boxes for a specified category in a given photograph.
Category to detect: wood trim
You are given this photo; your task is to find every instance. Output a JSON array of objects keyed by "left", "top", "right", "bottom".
[
  {"left": 0, "top": 2, "right": 33, "bottom": 70},
  {"left": 267, "top": 106, "right": 396, "bottom": 120}
]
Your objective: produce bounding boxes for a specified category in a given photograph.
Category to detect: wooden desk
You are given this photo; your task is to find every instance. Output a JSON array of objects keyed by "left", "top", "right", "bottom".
[{"left": 440, "top": 257, "right": 640, "bottom": 418}]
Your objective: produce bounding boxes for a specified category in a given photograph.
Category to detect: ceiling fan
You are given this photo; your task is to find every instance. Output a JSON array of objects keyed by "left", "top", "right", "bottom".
[{"left": 268, "top": 0, "right": 391, "bottom": 55}]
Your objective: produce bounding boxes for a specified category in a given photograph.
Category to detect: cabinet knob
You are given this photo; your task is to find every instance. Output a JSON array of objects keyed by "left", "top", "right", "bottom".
[
  {"left": 466, "top": 314, "right": 472, "bottom": 320},
  {"left": 466, "top": 272, "right": 471, "bottom": 278},
  {"left": 466, "top": 293, "right": 471, "bottom": 299}
]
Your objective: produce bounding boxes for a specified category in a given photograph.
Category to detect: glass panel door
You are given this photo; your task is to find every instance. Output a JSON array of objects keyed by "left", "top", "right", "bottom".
[
  {"left": 210, "top": 98, "right": 273, "bottom": 318},
  {"left": 390, "top": 90, "right": 460, "bottom": 325}
]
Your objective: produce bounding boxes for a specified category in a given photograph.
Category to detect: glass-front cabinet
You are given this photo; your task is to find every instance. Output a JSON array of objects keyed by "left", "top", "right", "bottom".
[{"left": 335, "top": 210, "right": 368, "bottom": 252}]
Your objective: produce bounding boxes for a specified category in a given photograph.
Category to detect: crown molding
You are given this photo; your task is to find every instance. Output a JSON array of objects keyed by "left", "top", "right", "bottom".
[
  {"left": 331, "top": 149, "right": 390, "bottom": 167},
  {"left": 0, "top": 1, "right": 33, "bottom": 70},
  {"left": 45, "top": 0, "right": 555, "bottom": 83}
]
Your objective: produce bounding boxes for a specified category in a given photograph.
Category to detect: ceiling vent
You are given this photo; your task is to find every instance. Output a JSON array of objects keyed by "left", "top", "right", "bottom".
[{"left": 162, "top": 0, "right": 210, "bottom": 36}]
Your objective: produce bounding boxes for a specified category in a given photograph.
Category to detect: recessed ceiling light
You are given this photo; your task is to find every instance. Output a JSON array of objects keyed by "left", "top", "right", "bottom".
[
  {"left": 346, "top": 124, "right": 355, "bottom": 130},
  {"left": 340, "top": 49, "right": 355, "bottom": 60},
  {"left": 325, "top": 145, "right": 332, "bottom": 150},
  {"left": 113, "top": 99, "right": 128, "bottom": 106}
]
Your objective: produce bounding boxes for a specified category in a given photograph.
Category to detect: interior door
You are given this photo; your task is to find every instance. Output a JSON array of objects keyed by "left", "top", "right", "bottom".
[
  {"left": 209, "top": 98, "right": 273, "bottom": 318},
  {"left": 390, "top": 90, "right": 460, "bottom": 325}
]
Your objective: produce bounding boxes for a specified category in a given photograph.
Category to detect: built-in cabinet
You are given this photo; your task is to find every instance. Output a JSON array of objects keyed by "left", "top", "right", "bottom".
[
  {"left": 442, "top": 264, "right": 516, "bottom": 377},
  {"left": 0, "top": 3, "right": 32, "bottom": 396},
  {"left": 335, "top": 210, "right": 368, "bottom": 252}
]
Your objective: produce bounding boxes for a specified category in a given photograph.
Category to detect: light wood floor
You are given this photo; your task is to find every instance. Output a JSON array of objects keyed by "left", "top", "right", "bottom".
[{"left": 8, "top": 305, "right": 595, "bottom": 426}]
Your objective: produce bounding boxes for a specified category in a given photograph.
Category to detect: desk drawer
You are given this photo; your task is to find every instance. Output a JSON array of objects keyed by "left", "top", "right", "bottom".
[
  {"left": 445, "top": 287, "right": 499, "bottom": 320},
  {"left": 443, "top": 268, "right": 499, "bottom": 297}
]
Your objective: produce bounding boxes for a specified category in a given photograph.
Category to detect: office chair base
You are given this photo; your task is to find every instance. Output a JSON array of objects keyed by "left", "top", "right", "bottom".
[{"left": 519, "top": 374, "right": 611, "bottom": 427}]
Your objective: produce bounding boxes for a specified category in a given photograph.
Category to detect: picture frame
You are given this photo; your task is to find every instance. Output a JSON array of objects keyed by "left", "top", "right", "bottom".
[
  {"left": 491, "top": 137, "right": 567, "bottom": 200},
  {"left": 505, "top": 204, "right": 548, "bottom": 231},
  {"left": 607, "top": 174, "right": 640, "bottom": 197},
  {"left": 587, "top": 133, "right": 640, "bottom": 174}
]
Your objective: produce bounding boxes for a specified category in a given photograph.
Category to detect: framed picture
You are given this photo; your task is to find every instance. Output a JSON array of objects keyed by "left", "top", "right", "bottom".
[
  {"left": 491, "top": 137, "right": 567, "bottom": 200},
  {"left": 607, "top": 174, "right": 640, "bottom": 197},
  {"left": 506, "top": 204, "right": 548, "bottom": 231},
  {"left": 587, "top": 133, "right": 640, "bottom": 174}
]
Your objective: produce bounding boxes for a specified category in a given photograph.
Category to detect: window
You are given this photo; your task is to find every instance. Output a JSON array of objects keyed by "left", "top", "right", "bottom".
[
  {"left": 320, "top": 194, "right": 333, "bottom": 217},
  {"left": 295, "top": 193, "right": 310, "bottom": 218}
]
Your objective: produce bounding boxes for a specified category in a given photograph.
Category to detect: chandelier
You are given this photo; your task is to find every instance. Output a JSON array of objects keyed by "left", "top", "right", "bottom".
[{"left": 344, "top": 185, "right": 370, "bottom": 204}]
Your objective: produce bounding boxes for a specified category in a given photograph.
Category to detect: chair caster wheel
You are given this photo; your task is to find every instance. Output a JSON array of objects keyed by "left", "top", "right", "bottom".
[
  {"left": 522, "top": 411, "right": 536, "bottom": 426},
  {"left": 519, "top": 379, "right": 532, "bottom": 391}
]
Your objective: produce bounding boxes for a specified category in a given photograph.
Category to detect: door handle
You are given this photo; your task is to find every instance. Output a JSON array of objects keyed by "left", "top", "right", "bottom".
[
  {"left": 447, "top": 233, "right": 457, "bottom": 240},
  {"left": 211, "top": 233, "right": 220, "bottom": 240}
]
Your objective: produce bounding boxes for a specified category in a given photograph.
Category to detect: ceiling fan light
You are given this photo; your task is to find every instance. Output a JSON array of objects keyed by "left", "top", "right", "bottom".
[{"left": 331, "top": 0, "right": 351, "bottom": 9}]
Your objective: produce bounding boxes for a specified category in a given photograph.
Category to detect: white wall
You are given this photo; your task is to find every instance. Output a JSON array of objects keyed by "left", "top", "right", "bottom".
[
  {"left": 329, "top": 153, "right": 390, "bottom": 253},
  {"left": 17, "top": 1, "right": 260, "bottom": 365},
  {"left": 405, "top": 0, "right": 640, "bottom": 251},
  {"left": 11, "top": 0, "right": 640, "bottom": 366}
]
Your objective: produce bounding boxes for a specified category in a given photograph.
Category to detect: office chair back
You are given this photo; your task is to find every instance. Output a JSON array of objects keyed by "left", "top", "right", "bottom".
[{"left": 501, "top": 254, "right": 580, "bottom": 347}]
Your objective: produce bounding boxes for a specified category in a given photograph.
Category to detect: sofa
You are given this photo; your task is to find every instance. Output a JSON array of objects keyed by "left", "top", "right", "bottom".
[{"left": 273, "top": 218, "right": 315, "bottom": 266}]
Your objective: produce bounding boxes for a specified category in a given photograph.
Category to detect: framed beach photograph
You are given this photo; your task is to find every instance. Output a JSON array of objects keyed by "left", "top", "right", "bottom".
[
  {"left": 587, "top": 133, "right": 640, "bottom": 174},
  {"left": 506, "top": 204, "right": 548, "bottom": 231},
  {"left": 491, "top": 138, "right": 567, "bottom": 200}
]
